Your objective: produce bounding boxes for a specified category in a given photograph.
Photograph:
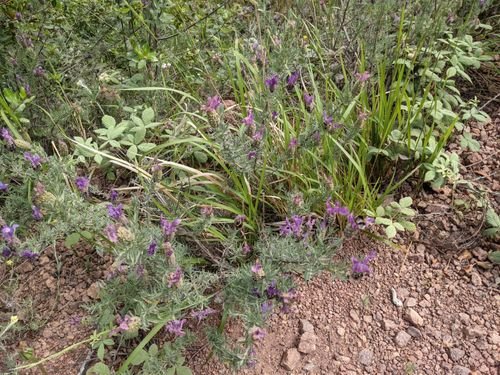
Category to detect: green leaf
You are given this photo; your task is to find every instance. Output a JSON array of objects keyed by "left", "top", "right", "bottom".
[
  {"left": 194, "top": 151, "right": 208, "bottom": 163},
  {"left": 176, "top": 366, "right": 193, "bottom": 375},
  {"left": 131, "top": 115, "right": 144, "bottom": 127},
  {"left": 375, "top": 217, "right": 392, "bottom": 226},
  {"left": 385, "top": 225, "right": 397, "bottom": 238},
  {"left": 488, "top": 251, "right": 500, "bottom": 264},
  {"left": 142, "top": 108, "right": 155, "bottom": 125},
  {"left": 148, "top": 343, "right": 158, "bottom": 356},
  {"left": 393, "top": 222, "right": 404, "bottom": 231},
  {"left": 129, "top": 348, "right": 149, "bottom": 366},
  {"left": 94, "top": 154, "right": 103, "bottom": 165},
  {"left": 97, "top": 344, "right": 105, "bottom": 361},
  {"left": 424, "top": 170, "right": 436, "bottom": 182},
  {"left": 400, "top": 221, "right": 416, "bottom": 231},
  {"left": 138, "top": 143, "right": 156, "bottom": 152},
  {"left": 446, "top": 67, "right": 457, "bottom": 78},
  {"left": 399, "top": 196, "right": 413, "bottom": 208},
  {"left": 486, "top": 208, "right": 500, "bottom": 227},
  {"left": 102, "top": 115, "right": 116, "bottom": 129},
  {"left": 166, "top": 368, "right": 176, "bottom": 375},
  {"left": 375, "top": 206, "right": 385, "bottom": 217},
  {"left": 400, "top": 208, "right": 416, "bottom": 217},
  {"left": 134, "top": 126, "right": 146, "bottom": 144},
  {"left": 127, "top": 145, "right": 138, "bottom": 160},
  {"left": 80, "top": 231, "right": 93, "bottom": 240},
  {"left": 86, "top": 362, "right": 110, "bottom": 375},
  {"left": 65, "top": 232, "right": 81, "bottom": 248}
]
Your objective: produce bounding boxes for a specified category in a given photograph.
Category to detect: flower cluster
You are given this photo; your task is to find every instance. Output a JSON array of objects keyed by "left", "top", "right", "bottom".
[
  {"left": 279, "top": 215, "right": 316, "bottom": 240},
  {"left": 160, "top": 216, "right": 181, "bottom": 238},
  {"left": 165, "top": 319, "right": 186, "bottom": 337},
  {"left": 351, "top": 250, "right": 377, "bottom": 275},
  {"left": 111, "top": 314, "right": 141, "bottom": 336},
  {"left": 24, "top": 152, "right": 43, "bottom": 168},
  {"left": 167, "top": 266, "right": 183, "bottom": 288},
  {"left": 201, "top": 96, "right": 222, "bottom": 112},
  {"left": 191, "top": 307, "right": 217, "bottom": 323}
]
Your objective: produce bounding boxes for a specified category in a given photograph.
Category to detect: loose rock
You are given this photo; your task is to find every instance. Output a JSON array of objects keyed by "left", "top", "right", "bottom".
[
  {"left": 449, "top": 348, "right": 465, "bottom": 362},
  {"left": 298, "top": 332, "right": 317, "bottom": 354},
  {"left": 407, "top": 326, "right": 422, "bottom": 338},
  {"left": 395, "top": 331, "right": 412, "bottom": 347},
  {"left": 281, "top": 348, "right": 301, "bottom": 371},
  {"left": 405, "top": 308, "right": 424, "bottom": 326},
  {"left": 300, "top": 319, "right": 315, "bottom": 334},
  {"left": 358, "top": 348, "right": 373, "bottom": 366},
  {"left": 452, "top": 365, "right": 471, "bottom": 375}
]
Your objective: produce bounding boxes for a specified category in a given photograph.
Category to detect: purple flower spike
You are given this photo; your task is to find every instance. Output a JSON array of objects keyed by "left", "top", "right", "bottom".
[
  {"left": 109, "top": 189, "right": 118, "bottom": 202},
  {"left": 24, "top": 152, "right": 43, "bottom": 168},
  {"left": 1, "top": 224, "right": 19, "bottom": 244},
  {"left": 261, "top": 301, "right": 273, "bottom": 314},
  {"left": 0, "top": 182, "right": 8, "bottom": 191},
  {"left": 165, "top": 319, "right": 186, "bottom": 337},
  {"left": 104, "top": 224, "right": 118, "bottom": 243},
  {"left": 355, "top": 71, "right": 371, "bottom": 83},
  {"left": 247, "top": 150, "right": 257, "bottom": 160},
  {"left": 107, "top": 203, "right": 124, "bottom": 220},
  {"left": 249, "top": 326, "right": 266, "bottom": 341},
  {"left": 242, "top": 242, "right": 252, "bottom": 254},
  {"left": 265, "top": 280, "right": 279, "bottom": 298},
  {"left": 1, "top": 128, "right": 14, "bottom": 146},
  {"left": 32, "top": 206, "right": 43, "bottom": 221},
  {"left": 323, "top": 111, "right": 333, "bottom": 126},
  {"left": 271, "top": 111, "right": 278, "bottom": 121},
  {"left": 147, "top": 240, "right": 157, "bottom": 256},
  {"left": 288, "top": 138, "right": 298, "bottom": 150},
  {"left": 167, "top": 266, "right": 183, "bottom": 288},
  {"left": 21, "top": 249, "right": 38, "bottom": 259},
  {"left": 2, "top": 247, "right": 12, "bottom": 258},
  {"left": 75, "top": 176, "right": 89, "bottom": 192},
  {"left": 191, "top": 307, "right": 217, "bottom": 322},
  {"left": 303, "top": 92, "right": 314, "bottom": 107},
  {"left": 265, "top": 74, "right": 279, "bottom": 93},
  {"left": 251, "top": 260, "right": 265, "bottom": 277},
  {"left": 351, "top": 250, "right": 377, "bottom": 275},
  {"left": 252, "top": 128, "right": 264, "bottom": 143},
  {"left": 160, "top": 216, "right": 181, "bottom": 238},
  {"left": 202, "top": 96, "right": 222, "bottom": 112},
  {"left": 242, "top": 110, "right": 254, "bottom": 126},
  {"left": 234, "top": 215, "right": 246, "bottom": 225},
  {"left": 287, "top": 71, "right": 300, "bottom": 87}
]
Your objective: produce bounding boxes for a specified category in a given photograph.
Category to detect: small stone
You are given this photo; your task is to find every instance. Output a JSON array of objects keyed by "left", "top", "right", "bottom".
[
  {"left": 298, "top": 332, "right": 317, "bottom": 354},
  {"left": 488, "top": 332, "right": 500, "bottom": 345},
  {"left": 349, "top": 309, "right": 360, "bottom": 323},
  {"left": 86, "top": 282, "right": 101, "bottom": 299},
  {"left": 358, "top": 348, "right": 373, "bottom": 366},
  {"left": 406, "top": 297, "right": 417, "bottom": 307},
  {"left": 383, "top": 319, "right": 398, "bottom": 331},
  {"left": 407, "top": 326, "right": 422, "bottom": 338},
  {"left": 39, "top": 255, "right": 50, "bottom": 265},
  {"left": 281, "top": 348, "right": 301, "bottom": 371},
  {"left": 303, "top": 363, "right": 315, "bottom": 372},
  {"left": 300, "top": 319, "right": 315, "bottom": 334},
  {"left": 458, "top": 313, "right": 470, "bottom": 324},
  {"left": 449, "top": 348, "right": 465, "bottom": 361},
  {"left": 442, "top": 334, "right": 454, "bottom": 348},
  {"left": 470, "top": 272, "right": 482, "bottom": 286},
  {"left": 395, "top": 331, "right": 412, "bottom": 347},
  {"left": 338, "top": 355, "right": 351, "bottom": 363},
  {"left": 363, "top": 315, "right": 373, "bottom": 323},
  {"left": 472, "top": 248, "right": 488, "bottom": 261},
  {"left": 337, "top": 327, "right": 345, "bottom": 336},
  {"left": 405, "top": 308, "right": 424, "bottom": 326},
  {"left": 464, "top": 326, "right": 486, "bottom": 338},
  {"left": 452, "top": 365, "right": 471, "bottom": 375}
]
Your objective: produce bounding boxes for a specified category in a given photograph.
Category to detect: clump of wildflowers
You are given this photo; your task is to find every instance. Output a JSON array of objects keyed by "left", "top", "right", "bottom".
[
  {"left": 234, "top": 214, "right": 246, "bottom": 225},
  {"left": 1, "top": 128, "right": 14, "bottom": 146},
  {"left": 112, "top": 315, "right": 141, "bottom": 338},
  {"left": 249, "top": 326, "right": 266, "bottom": 341},
  {"left": 279, "top": 215, "right": 315, "bottom": 240},
  {"left": 165, "top": 319, "right": 186, "bottom": 337},
  {"left": 107, "top": 203, "right": 124, "bottom": 220},
  {"left": 242, "top": 110, "right": 254, "bottom": 127},
  {"left": 303, "top": 92, "right": 314, "bottom": 108},
  {"left": 147, "top": 240, "right": 157, "bottom": 256},
  {"left": 287, "top": 71, "right": 300, "bottom": 88},
  {"left": 351, "top": 250, "right": 377, "bottom": 276},
  {"left": 355, "top": 71, "right": 371, "bottom": 83},
  {"left": 104, "top": 224, "right": 118, "bottom": 243},
  {"left": 21, "top": 249, "right": 38, "bottom": 259},
  {"left": 32, "top": 206, "right": 43, "bottom": 221}
]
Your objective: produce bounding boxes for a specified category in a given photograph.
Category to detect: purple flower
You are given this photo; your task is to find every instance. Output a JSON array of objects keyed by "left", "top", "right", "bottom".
[
  {"left": 303, "top": 92, "right": 314, "bottom": 107},
  {"left": 32, "top": 206, "right": 43, "bottom": 221},
  {"left": 288, "top": 138, "right": 298, "bottom": 150},
  {"left": 147, "top": 240, "right": 157, "bottom": 256},
  {"left": 271, "top": 111, "right": 278, "bottom": 121},
  {"left": 351, "top": 250, "right": 377, "bottom": 274},
  {"left": 104, "top": 224, "right": 118, "bottom": 243},
  {"left": 234, "top": 214, "right": 246, "bottom": 225},
  {"left": 252, "top": 128, "right": 264, "bottom": 143},
  {"left": 0, "top": 182, "right": 8, "bottom": 191},
  {"left": 364, "top": 217, "right": 375, "bottom": 226},
  {"left": 75, "top": 176, "right": 89, "bottom": 192},
  {"left": 242, "top": 242, "right": 252, "bottom": 254},
  {"left": 249, "top": 326, "right": 266, "bottom": 341},
  {"left": 1, "top": 224, "right": 19, "bottom": 244},
  {"left": 160, "top": 216, "right": 181, "bottom": 238},
  {"left": 201, "top": 205, "right": 214, "bottom": 217},
  {"left": 287, "top": 71, "right": 300, "bottom": 87},
  {"left": 109, "top": 189, "right": 118, "bottom": 202},
  {"left": 355, "top": 71, "right": 371, "bottom": 83},
  {"left": 167, "top": 266, "right": 183, "bottom": 288},
  {"left": 107, "top": 203, "right": 124, "bottom": 220},
  {"left": 165, "top": 319, "right": 186, "bottom": 337},
  {"left": 325, "top": 199, "right": 350, "bottom": 217},
  {"left": 346, "top": 213, "right": 358, "bottom": 229},
  {"left": 247, "top": 150, "right": 257, "bottom": 160},
  {"left": 2, "top": 247, "right": 12, "bottom": 258},
  {"left": 33, "top": 66, "right": 46, "bottom": 77},
  {"left": 242, "top": 110, "right": 254, "bottom": 126},
  {"left": 265, "top": 74, "right": 279, "bottom": 93},
  {"left": 261, "top": 301, "right": 273, "bottom": 314},
  {"left": 323, "top": 111, "right": 333, "bottom": 126},
  {"left": 24, "top": 84, "right": 31, "bottom": 96},
  {"left": 21, "top": 249, "right": 38, "bottom": 259},
  {"left": 280, "top": 215, "right": 303, "bottom": 238},
  {"left": 1, "top": 128, "right": 14, "bottom": 146},
  {"left": 201, "top": 96, "right": 222, "bottom": 112},
  {"left": 15, "top": 12, "right": 22, "bottom": 21},
  {"left": 265, "top": 280, "right": 279, "bottom": 298},
  {"left": 251, "top": 260, "right": 265, "bottom": 277},
  {"left": 191, "top": 307, "right": 217, "bottom": 322},
  {"left": 24, "top": 152, "right": 43, "bottom": 168}
]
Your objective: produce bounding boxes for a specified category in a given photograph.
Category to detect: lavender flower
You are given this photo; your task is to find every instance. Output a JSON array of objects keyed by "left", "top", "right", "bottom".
[
  {"left": 251, "top": 260, "right": 265, "bottom": 277},
  {"left": 325, "top": 199, "right": 350, "bottom": 216},
  {"left": 160, "top": 216, "right": 181, "bottom": 238},
  {"left": 249, "top": 326, "right": 266, "bottom": 341},
  {"left": 242, "top": 110, "right": 254, "bottom": 126},
  {"left": 280, "top": 215, "right": 303, "bottom": 238},
  {"left": 287, "top": 71, "right": 300, "bottom": 87},
  {"left": 109, "top": 189, "right": 118, "bottom": 202},
  {"left": 191, "top": 307, "right": 217, "bottom": 322},
  {"left": 1, "top": 224, "right": 19, "bottom": 244},
  {"left": 1, "top": 128, "right": 14, "bottom": 146},
  {"left": 242, "top": 242, "right": 252, "bottom": 254},
  {"left": 265, "top": 74, "right": 279, "bottom": 92},
  {"left": 24, "top": 152, "right": 43, "bottom": 168},
  {"left": 107, "top": 203, "right": 123, "bottom": 220},
  {"left": 0, "top": 182, "right": 8, "bottom": 191},
  {"left": 323, "top": 111, "right": 333, "bottom": 126},
  {"left": 271, "top": 111, "right": 278, "bottom": 121},
  {"left": 21, "top": 249, "right": 38, "bottom": 259},
  {"left": 234, "top": 214, "right": 246, "bottom": 225},
  {"left": 288, "top": 138, "right": 298, "bottom": 150},
  {"left": 351, "top": 250, "right": 377, "bottom": 274},
  {"left": 104, "top": 224, "right": 118, "bottom": 243},
  {"left": 247, "top": 150, "right": 257, "bottom": 160},
  {"left": 201, "top": 96, "right": 222, "bottom": 112},
  {"left": 167, "top": 266, "right": 183, "bottom": 288},
  {"left": 165, "top": 319, "right": 186, "bottom": 337},
  {"left": 24, "top": 84, "right": 31, "bottom": 96},
  {"left": 75, "top": 176, "right": 89, "bottom": 192},
  {"left": 32, "top": 206, "right": 43, "bottom": 221},
  {"left": 261, "top": 301, "right": 273, "bottom": 314},
  {"left": 200, "top": 205, "right": 214, "bottom": 217},
  {"left": 303, "top": 92, "right": 314, "bottom": 108},
  {"left": 147, "top": 240, "right": 157, "bottom": 256},
  {"left": 2, "top": 247, "right": 12, "bottom": 258},
  {"left": 252, "top": 128, "right": 264, "bottom": 143},
  {"left": 265, "top": 280, "right": 279, "bottom": 298},
  {"left": 355, "top": 71, "right": 371, "bottom": 83},
  {"left": 112, "top": 315, "right": 141, "bottom": 336},
  {"left": 33, "top": 66, "right": 46, "bottom": 77}
]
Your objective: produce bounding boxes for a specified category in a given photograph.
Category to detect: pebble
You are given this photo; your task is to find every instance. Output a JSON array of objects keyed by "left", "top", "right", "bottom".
[
  {"left": 464, "top": 326, "right": 486, "bottom": 338},
  {"left": 281, "top": 348, "right": 301, "bottom": 371},
  {"left": 358, "top": 349, "right": 373, "bottom": 366},
  {"left": 337, "top": 327, "right": 345, "bottom": 336},
  {"left": 300, "top": 319, "right": 315, "bottom": 334},
  {"left": 383, "top": 319, "right": 398, "bottom": 331},
  {"left": 452, "top": 365, "right": 471, "bottom": 375},
  {"left": 303, "top": 362, "right": 315, "bottom": 372},
  {"left": 470, "top": 272, "right": 482, "bottom": 286},
  {"left": 394, "top": 331, "right": 412, "bottom": 347},
  {"left": 449, "top": 348, "right": 465, "bottom": 361},
  {"left": 298, "top": 332, "right": 317, "bottom": 354},
  {"left": 406, "top": 297, "right": 417, "bottom": 307},
  {"left": 407, "top": 326, "right": 422, "bottom": 338},
  {"left": 349, "top": 310, "right": 360, "bottom": 323},
  {"left": 405, "top": 308, "right": 424, "bottom": 326}
]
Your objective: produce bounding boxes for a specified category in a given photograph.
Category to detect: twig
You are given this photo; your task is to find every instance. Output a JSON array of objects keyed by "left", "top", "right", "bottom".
[{"left": 479, "top": 92, "right": 500, "bottom": 111}]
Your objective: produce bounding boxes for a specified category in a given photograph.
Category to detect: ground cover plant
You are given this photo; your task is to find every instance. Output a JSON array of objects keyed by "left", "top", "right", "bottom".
[{"left": 0, "top": 0, "right": 497, "bottom": 373}]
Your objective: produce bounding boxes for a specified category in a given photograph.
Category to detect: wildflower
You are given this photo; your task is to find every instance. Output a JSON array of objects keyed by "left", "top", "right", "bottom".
[
  {"left": 251, "top": 260, "right": 265, "bottom": 278},
  {"left": 75, "top": 176, "right": 89, "bottom": 192},
  {"left": 242, "top": 242, "right": 252, "bottom": 254},
  {"left": 358, "top": 111, "right": 369, "bottom": 121},
  {"left": 1, "top": 224, "right": 19, "bottom": 244},
  {"left": 292, "top": 194, "right": 303, "bottom": 207},
  {"left": 287, "top": 71, "right": 300, "bottom": 87},
  {"left": 234, "top": 214, "right": 246, "bottom": 225},
  {"left": 32, "top": 206, "right": 43, "bottom": 221},
  {"left": 0, "top": 182, "right": 8, "bottom": 191},
  {"left": 33, "top": 66, "right": 46, "bottom": 77},
  {"left": 265, "top": 74, "right": 279, "bottom": 93},
  {"left": 249, "top": 326, "right": 266, "bottom": 341},
  {"left": 323, "top": 111, "right": 333, "bottom": 126},
  {"left": 165, "top": 319, "right": 186, "bottom": 337},
  {"left": 242, "top": 110, "right": 254, "bottom": 127},
  {"left": 247, "top": 150, "right": 257, "bottom": 160},
  {"left": 15, "top": 12, "right": 22, "bottom": 21},
  {"left": 280, "top": 288, "right": 297, "bottom": 305},
  {"left": 2, "top": 247, "right": 12, "bottom": 258},
  {"left": 163, "top": 241, "right": 174, "bottom": 258},
  {"left": 191, "top": 307, "right": 217, "bottom": 322},
  {"left": 21, "top": 249, "right": 38, "bottom": 259},
  {"left": 351, "top": 250, "right": 377, "bottom": 275},
  {"left": 69, "top": 315, "right": 82, "bottom": 326},
  {"left": 200, "top": 205, "right": 214, "bottom": 217},
  {"left": 167, "top": 266, "right": 183, "bottom": 288},
  {"left": 288, "top": 138, "right": 298, "bottom": 150},
  {"left": 24, "top": 152, "right": 43, "bottom": 168},
  {"left": 107, "top": 203, "right": 124, "bottom": 220},
  {"left": 325, "top": 199, "right": 350, "bottom": 216},
  {"left": 201, "top": 96, "right": 222, "bottom": 112},
  {"left": 355, "top": 71, "right": 371, "bottom": 83},
  {"left": 113, "top": 315, "right": 141, "bottom": 336},
  {"left": 1, "top": 128, "right": 14, "bottom": 146},
  {"left": 160, "top": 216, "right": 181, "bottom": 238},
  {"left": 265, "top": 280, "right": 279, "bottom": 298},
  {"left": 364, "top": 217, "right": 375, "bottom": 227},
  {"left": 280, "top": 215, "right": 304, "bottom": 238},
  {"left": 252, "top": 128, "right": 264, "bottom": 143},
  {"left": 261, "top": 301, "right": 273, "bottom": 314},
  {"left": 303, "top": 92, "right": 314, "bottom": 108},
  {"left": 271, "top": 111, "right": 278, "bottom": 121},
  {"left": 24, "top": 84, "right": 31, "bottom": 96},
  {"left": 109, "top": 189, "right": 118, "bottom": 202},
  {"left": 147, "top": 240, "right": 157, "bottom": 256},
  {"left": 104, "top": 224, "right": 118, "bottom": 243},
  {"left": 34, "top": 182, "right": 45, "bottom": 197}
]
